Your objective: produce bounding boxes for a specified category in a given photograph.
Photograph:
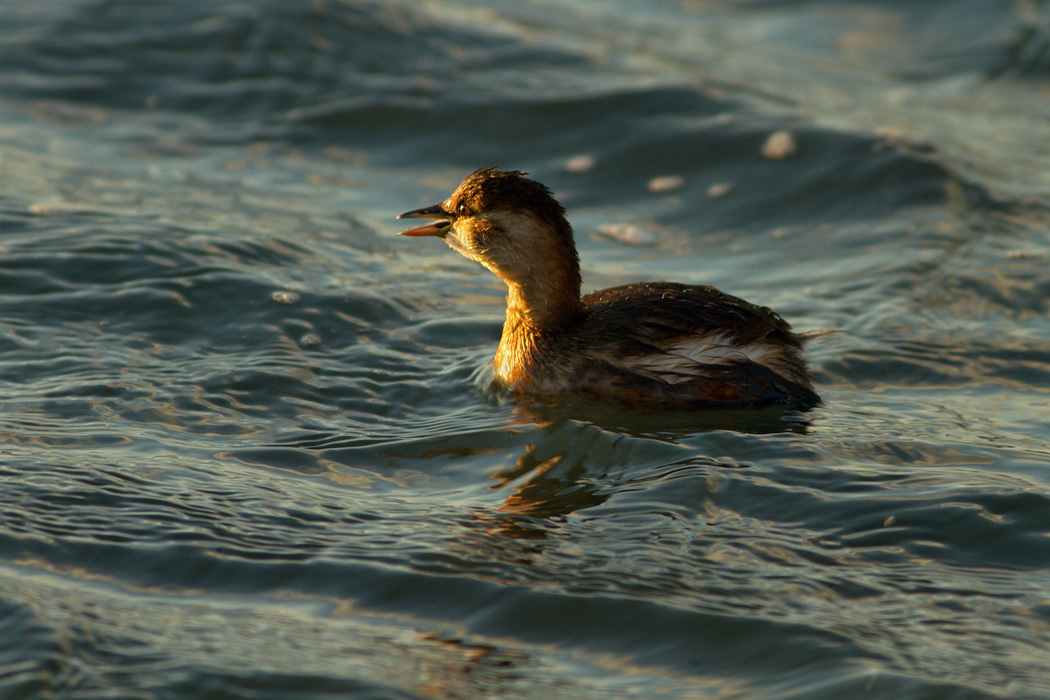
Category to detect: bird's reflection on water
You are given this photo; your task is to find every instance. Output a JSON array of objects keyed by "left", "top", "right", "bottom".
[{"left": 465, "top": 397, "right": 813, "bottom": 538}]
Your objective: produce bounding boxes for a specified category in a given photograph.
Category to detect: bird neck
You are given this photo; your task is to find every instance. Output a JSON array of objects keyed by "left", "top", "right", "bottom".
[
  {"left": 494, "top": 284, "right": 578, "bottom": 389},
  {"left": 504, "top": 271, "right": 584, "bottom": 329},
  {"left": 468, "top": 211, "right": 584, "bottom": 331},
  {"left": 476, "top": 212, "right": 585, "bottom": 386},
  {"left": 492, "top": 264, "right": 583, "bottom": 388}
]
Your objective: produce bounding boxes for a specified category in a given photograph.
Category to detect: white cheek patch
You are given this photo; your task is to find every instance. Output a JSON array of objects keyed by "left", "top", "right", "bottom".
[{"left": 612, "top": 334, "right": 778, "bottom": 384}]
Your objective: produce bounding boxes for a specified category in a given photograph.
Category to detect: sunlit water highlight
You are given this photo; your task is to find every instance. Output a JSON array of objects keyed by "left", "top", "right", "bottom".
[{"left": 1, "top": 0, "right": 1050, "bottom": 698}]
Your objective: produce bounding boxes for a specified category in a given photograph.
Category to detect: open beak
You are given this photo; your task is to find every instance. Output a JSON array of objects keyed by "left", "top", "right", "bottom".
[{"left": 396, "top": 204, "right": 452, "bottom": 238}]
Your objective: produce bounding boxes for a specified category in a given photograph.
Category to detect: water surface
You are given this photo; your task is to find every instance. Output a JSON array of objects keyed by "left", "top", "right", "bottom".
[{"left": 1, "top": 0, "right": 1050, "bottom": 698}]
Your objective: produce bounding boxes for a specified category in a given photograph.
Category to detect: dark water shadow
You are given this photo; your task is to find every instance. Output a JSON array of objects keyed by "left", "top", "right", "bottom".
[{"left": 506, "top": 394, "right": 813, "bottom": 441}]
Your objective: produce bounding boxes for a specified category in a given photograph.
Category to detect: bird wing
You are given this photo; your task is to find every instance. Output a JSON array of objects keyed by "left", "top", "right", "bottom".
[{"left": 577, "top": 282, "right": 810, "bottom": 390}]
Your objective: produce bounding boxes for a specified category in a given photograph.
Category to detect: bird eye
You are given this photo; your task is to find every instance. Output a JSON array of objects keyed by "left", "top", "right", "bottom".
[{"left": 457, "top": 204, "right": 472, "bottom": 217}]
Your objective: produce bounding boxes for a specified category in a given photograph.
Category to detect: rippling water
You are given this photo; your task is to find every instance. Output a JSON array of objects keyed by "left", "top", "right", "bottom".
[{"left": 2, "top": 0, "right": 1050, "bottom": 698}]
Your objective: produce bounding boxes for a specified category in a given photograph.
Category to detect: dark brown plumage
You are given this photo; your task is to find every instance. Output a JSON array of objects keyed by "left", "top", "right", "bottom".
[{"left": 398, "top": 168, "right": 818, "bottom": 408}]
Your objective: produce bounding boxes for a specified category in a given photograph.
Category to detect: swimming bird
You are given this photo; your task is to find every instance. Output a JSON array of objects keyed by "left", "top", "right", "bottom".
[{"left": 398, "top": 168, "right": 818, "bottom": 408}]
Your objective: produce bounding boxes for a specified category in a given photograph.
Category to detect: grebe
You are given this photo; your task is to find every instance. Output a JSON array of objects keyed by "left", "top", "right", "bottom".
[{"left": 397, "top": 168, "right": 818, "bottom": 408}]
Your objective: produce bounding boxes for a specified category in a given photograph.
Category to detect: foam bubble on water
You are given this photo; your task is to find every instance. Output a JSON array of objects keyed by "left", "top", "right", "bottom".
[
  {"left": 564, "top": 154, "right": 596, "bottom": 173},
  {"left": 706, "top": 182, "right": 734, "bottom": 198},
  {"left": 761, "top": 130, "right": 798, "bottom": 159},
  {"left": 648, "top": 175, "right": 684, "bottom": 193},
  {"left": 272, "top": 291, "right": 301, "bottom": 305},
  {"left": 593, "top": 223, "right": 659, "bottom": 246}
]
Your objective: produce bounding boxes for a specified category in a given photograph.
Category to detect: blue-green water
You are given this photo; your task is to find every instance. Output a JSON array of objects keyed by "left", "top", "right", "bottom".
[{"left": 2, "top": 0, "right": 1050, "bottom": 698}]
